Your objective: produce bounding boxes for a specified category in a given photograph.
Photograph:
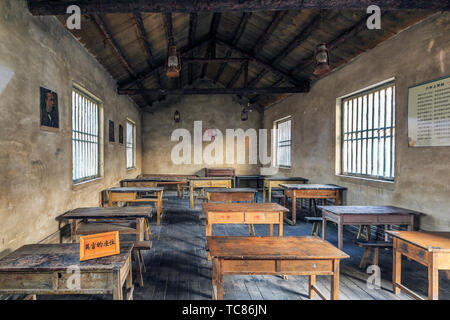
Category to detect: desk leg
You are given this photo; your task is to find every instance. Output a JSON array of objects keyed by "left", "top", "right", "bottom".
[
  {"left": 279, "top": 213, "right": 283, "bottom": 237},
  {"left": 136, "top": 218, "right": 144, "bottom": 241},
  {"left": 338, "top": 222, "right": 343, "bottom": 250},
  {"left": 263, "top": 186, "right": 266, "bottom": 203},
  {"left": 428, "top": 256, "right": 439, "bottom": 300},
  {"left": 331, "top": 260, "right": 340, "bottom": 300},
  {"left": 125, "top": 258, "right": 134, "bottom": 300},
  {"left": 269, "top": 224, "right": 273, "bottom": 237},
  {"left": 190, "top": 185, "right": 194, "bottom": 208},
  {"left": 177, "top": 184, "right": 181, "bottom": 198},
  {"left": 157, "top": 191, "right": 163, "bottom": 225},
  {"left": 309, "top": 275, "right": 316, "bottom": 299},
  {"left": 112, "top": 271, "right": 123, "bottom": 300},
  {"left": 292, "top": 196, "right": 297, "bottom": 225},
  {"left": 268, "top": 185, "right": 272, "bottom": 203},
  {"left": 393, "top": 240, "right": 402, "bottom": 295},
  {"left": 322, "top": 218, "right": 327, "bottom": 241},
  {"left": 211, "top": 258, "right": 223, "bottom": 300},
  {"left": 71, "top": 220, "right": 78, "bottom": 243}
]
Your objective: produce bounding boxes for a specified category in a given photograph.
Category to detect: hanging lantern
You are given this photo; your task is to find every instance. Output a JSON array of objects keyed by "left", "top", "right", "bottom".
[
  {"left": 166, "top": 46, "right": 181, "bottom": 78},
  {"left": 313, "top": 43, "right": 331, "bottom": 76},
  {"left": 241, "top": 108, "right": 248, "bottom": 121},
  {"left": 174, "top": 110, "right": 180, "bottom": 123}
]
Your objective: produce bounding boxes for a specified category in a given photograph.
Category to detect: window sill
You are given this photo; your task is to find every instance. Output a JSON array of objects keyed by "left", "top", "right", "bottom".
[
  {"left": 72, "top": 176, "right": 104, "bottom": 191},
  {"left": 336, "top": 174, "right": 395, "bottom": 190},
  {"left": 127, "top": 167, "right": 137, "bottom": 172}
]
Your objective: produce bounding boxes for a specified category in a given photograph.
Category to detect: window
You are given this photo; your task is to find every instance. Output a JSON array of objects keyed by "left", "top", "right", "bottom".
[
  {"left": 275, "top": 117, "right": 292, "bottom": 168},
  {"left": 72, "top": 88, "right": 100, "bottom": 183},
  {"left": 341, "top": 81, "right": 395, "bottom": 181},
  {"left": 126, "top": 120, "right": 136, "bottom": 169}
]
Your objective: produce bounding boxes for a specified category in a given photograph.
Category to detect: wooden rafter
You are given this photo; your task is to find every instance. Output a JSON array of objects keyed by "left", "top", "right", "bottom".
[
  {"left": 214, "top": 12, "right": 252, "bottom": 84},
  {"left": 28, "top": 0, "right": 450, "bottom": 15},
  {"left": 201, "top": 13, "right": 221, "bottom": 79},
  {"left": 91, "top": 14, "right": 152, "bottom": 107},
  {"left": 118, "top": 86, "right": 310, "bottom": 96}
]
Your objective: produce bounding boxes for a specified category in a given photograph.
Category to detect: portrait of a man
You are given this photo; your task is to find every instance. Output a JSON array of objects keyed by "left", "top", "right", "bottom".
[{"left": 40, "top": 87, "right": 59, "bottom": 129}]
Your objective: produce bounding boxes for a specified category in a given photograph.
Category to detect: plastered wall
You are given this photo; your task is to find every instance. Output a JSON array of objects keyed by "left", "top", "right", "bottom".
[
  {"left": 142, "top": 91, "right": 263, "bottom": 175},
  {"left": 0, "top": 0, "right": 142, "bottom": 257},
  {"left": 263, "top": 13, "right": 450, "bottom": 231}
]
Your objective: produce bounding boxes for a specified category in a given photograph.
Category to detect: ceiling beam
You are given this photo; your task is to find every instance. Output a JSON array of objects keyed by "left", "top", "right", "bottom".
[
  {"left": 188, "top": 12, "right": 197, "bottom": 85},
  {"left": 118, "top": 36, "right": 211, "bottom": 89},
  {"left": 183, "top": 58, "right": 248, "bottom": 63},
  {"left": 214, "top": 12, "right": 252, "bottom": 84},
  {"left": 201, "top": 13, "right": 221, "bottom": 79},
  {"left": 91, "top": 14, "right": 152, "bottom": 107},
  {"left": 118, "top": 86, "right": 310, "bottom": 96},
  {"left": 28, "top": 1, "right": 450, "bottom": 15},
  {"left": 216, "top": 39, "right": 310, "bottom": 90}
]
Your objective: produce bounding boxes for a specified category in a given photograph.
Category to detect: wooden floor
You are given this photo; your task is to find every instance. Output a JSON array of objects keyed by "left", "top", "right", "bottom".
[{"left": 44, "top": 193, "right": 449, "bottom": 300}]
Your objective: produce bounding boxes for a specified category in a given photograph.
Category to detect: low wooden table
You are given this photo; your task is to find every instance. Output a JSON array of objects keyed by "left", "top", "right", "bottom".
[
  {"left": 386, "top": 231, "right": 450, "bottom": 300},
  {"left": 281, "top": 184, "right": 346, "bottom": 226},
  {"left": 60, "top": 206, "right": 153, "bottom": 242},
  {"left": 263, "top": 177, "right": 308, "bottom": 203},
  {"left": 202, "top": 203, "right": 288, "bottom": 238},
  {"left": 120, "top": 177, "right": 188, "bottom": 198},
  {"left": 207, "top": 236, "right": 349, "bottom": 300},
  {"left": 0, "top": 243, "right": 134, "bottom": 300},
  {"left": 205, "top": 188, "right": 258, "bottom": 203},
  {"left": 318, "top": 206, "right": 420, "bottom": 250},
  {"left": 189, "top": 177, "right": 233, "bottom": 208},
  {"left": 107, "top": 187, "right": 164, "bottom": 225}
]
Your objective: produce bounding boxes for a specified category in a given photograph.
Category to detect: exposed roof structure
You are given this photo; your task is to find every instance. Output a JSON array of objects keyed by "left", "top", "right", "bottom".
[{"left": 27, "top": 1, "right": 447, "bottom": 111}]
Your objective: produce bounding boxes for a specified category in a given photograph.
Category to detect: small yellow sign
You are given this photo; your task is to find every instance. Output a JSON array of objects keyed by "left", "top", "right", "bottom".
[{"left": 80, "top": 231, "right": 120, "bottom": 261}]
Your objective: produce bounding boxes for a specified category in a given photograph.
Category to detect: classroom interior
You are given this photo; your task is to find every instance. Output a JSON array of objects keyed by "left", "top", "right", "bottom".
[{"left": 0, "top": 0, "right": 449, "bottom": 301}]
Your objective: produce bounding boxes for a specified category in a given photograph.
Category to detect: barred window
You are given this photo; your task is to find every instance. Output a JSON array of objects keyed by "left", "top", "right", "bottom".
[
  {"left": 72, "top": 88, "right": 100, "bottom": 183},
  {"left": 275, "top": 117, "right": 291, "bottom": 168},
  {"left": 126, "top": 120, "right": 136, "bottom": 169},
  {"left": 341, "top": 81, "right": 395, "bottom": 181}
]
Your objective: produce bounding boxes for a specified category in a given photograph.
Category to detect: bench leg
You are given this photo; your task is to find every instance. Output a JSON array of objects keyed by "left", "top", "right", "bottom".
[
  {"left": 359, "top": 248, "right": 371, "bottom": 269},
  {"left": 134, "top": 250, "right": 144, "bottom": 288},
  {"left": 372, "top": 248, "right": 379, "bottom": 266},
  {"left": 309, "top": 275, "right": 316, "bottom": 299}
]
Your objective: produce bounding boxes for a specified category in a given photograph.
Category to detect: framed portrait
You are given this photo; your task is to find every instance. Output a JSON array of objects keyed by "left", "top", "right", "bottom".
[
  {"left": 109, "top": 120, "right": 115, "bottom": 142},
  {"left": 40, "top": 87, "right": 59, "bottom": 131},
  {"left": 119, "top": 124, "right": 124, "bottom": 144}
]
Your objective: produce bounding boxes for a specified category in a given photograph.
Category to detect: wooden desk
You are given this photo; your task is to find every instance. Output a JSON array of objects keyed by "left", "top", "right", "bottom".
[
  {"left": 202, "top": 203, "right": 288, "bottom": 238},
  {"left": 121, "top": 177, "right": 188, "bottom": 198},
  {"left": 207, "top": 236, "right": 349, "bottom": 300},
  {"left": 60, "top": 206, "right": 153, "bottom": 242},
  {"left": 318, "top": 206, "right": 420, "bottom": 250},
  {"left": 281, "top": 184, "right": 346, "bottom": 226},
  {"left": 263, "top": 177, "right": 308, "bottom": 203},
  {"left": 189, "top": 177, "right": 233, "bottom": 208},
  {"left": 0, "top": 243, "right": 134, "bottom": 300},
  {"left": 205, "top": 168, "right": 236, "bottom": 186},
  {"left": 387, "top": 231, "right": 450, "bottom": 300},
  {"left": 205, "top": 188, "right": 258, "bottom": 203},
  {"left": 107, "top": 187, "right": 164, "bottom": 225},
  {"left": 235, "top": 175, "right": 264, "bottom": 189}
]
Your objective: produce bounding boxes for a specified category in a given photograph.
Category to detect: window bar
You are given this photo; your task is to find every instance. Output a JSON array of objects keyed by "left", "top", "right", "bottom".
[
  {"left": 365, "top": 94, "right": 369, "bottom": 176},
  {"left": 354, "top": 98, "right": 358, "bottom": 174},
  {"left": 371, "top": 92, "right": 375, "bottom": 176},
  {"left": 359, "top": 97, "right": 363, "bottom": 175},
  {"left": 377, "top": 90, "right": 381, "bottom": 177},
  {"left": 349, "top": 99, "right": 353, "bottom": 174},
  {"left": 383, "top": 89, "right": 388, "bottom": 177},
  {"left": 390, "top": 86, "right": 395, "bottom": 178}
]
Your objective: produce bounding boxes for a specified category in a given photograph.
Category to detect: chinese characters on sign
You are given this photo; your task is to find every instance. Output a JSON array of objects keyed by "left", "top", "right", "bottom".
[
  {"left": 79, "top": 231, "right": 120, "bottom": 261},
  {"left": 408, "top": 76, "right": 450, "bottom": 147}
]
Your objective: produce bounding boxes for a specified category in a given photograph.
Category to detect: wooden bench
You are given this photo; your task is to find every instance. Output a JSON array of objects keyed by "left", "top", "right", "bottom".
[
  {"left": 122, "top": 241, "right": 153, "bottom": 288},
  {"left": 305, "top": 216, "right": 323, "bottom": 236},
  {"left": 354, "top": 240, "right": 393, "bottom": 268}
]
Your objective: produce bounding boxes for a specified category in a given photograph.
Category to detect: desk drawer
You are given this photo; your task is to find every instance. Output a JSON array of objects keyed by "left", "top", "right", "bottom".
[
  {"left": 342, "top": 215, "right": 378, "bottom": 224},
  {"left": 109, "top": 192, "right": 135, "bottom": 201},
  {"left": 209, "top": 212, "right": 244, "bottom": 223},
  {"left": 245, "top": 212, "right": 280, "bottom": 223},
  {"left": 378, "top": 215, "right": 411, "bottom": 224}
]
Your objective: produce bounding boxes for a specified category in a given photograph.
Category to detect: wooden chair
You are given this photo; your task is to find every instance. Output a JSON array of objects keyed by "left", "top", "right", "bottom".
[
  {"left": 122, "top": 240, "right": 152, "bottom": 288},
  {"left": 305, "top": 216, "right": 323, "bottom": 236},
  {"left": 354, "top": 240, "right": 393, "bottom": 268}
]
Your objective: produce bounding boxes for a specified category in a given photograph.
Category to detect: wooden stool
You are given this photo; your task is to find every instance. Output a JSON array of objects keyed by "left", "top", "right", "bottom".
[
  {"left": 354, "top": 240, "right": 392, "bottom": 269},
  {"left": 123, "top": 241, "right": 152, "bottom": 288},
  {"left": 305, "top": 217, "right": 323, "bottom": 237}
]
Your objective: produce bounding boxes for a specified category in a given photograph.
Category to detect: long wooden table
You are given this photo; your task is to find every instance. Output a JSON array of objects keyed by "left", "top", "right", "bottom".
[
  {"left": 207, "top": 236, "right": 349, "bottom": 300},
  {"left": 60, "top": 206, "right": 153, "bottom": 242},
  {"left": 189, "top": 177, "right": 233, "bottom": 208},
  {"left": 107, "top": 187, "right": 164, "bottom": 225},
  {"left": 205, "top": 188, "right": 258, "bottom": 203},
  {"left": 281, "top": 184, "right": 346, "bottom": 226},
  {"left": 0, "top": 243, "right": 134, "bottom": 300},
  {"left": 386, "top": 231, "right": 450, "bottom": 300},
  {"left": 120, "top": 177, "right": 188, "bottom": 198},
  {"left": 318, "top": 205, "right": 421, "bottom": 250},
  {"left": 263, "top": 177, "right": 308, "bottom": 203},
  {"left": 202, "top": 203, "right": 288, "bottom": 238}
]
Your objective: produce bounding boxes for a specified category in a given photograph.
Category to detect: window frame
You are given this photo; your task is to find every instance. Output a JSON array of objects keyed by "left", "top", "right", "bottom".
[
  {"left": 339, "top": 80, "right": 396, "bottom": 182},
  {"left": 126, "top": 119, "right": 136, "bottom": 170},
  {"left": 274, "top": 116, "right": 292, "bottom": 169},
  {"left": 71, "top": 85, "right": 102, "bottom": 184}
]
